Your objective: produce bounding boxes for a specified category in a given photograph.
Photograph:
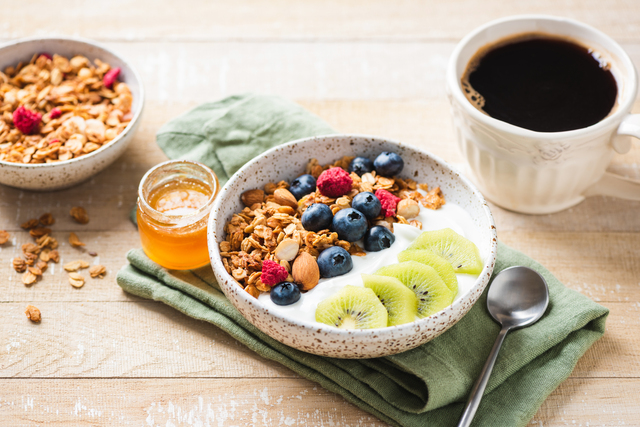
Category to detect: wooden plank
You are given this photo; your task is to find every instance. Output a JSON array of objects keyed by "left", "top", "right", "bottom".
[
  {"left": 498, "top": 232, "right": 640, "bottom": 303},
  {"left": 2, "top": 0, "right": 640, "bottom": 42},
  {"left": 0, "top": 377, "right": 638, "bottom": 426},
  {"left": 532, "top": 378, "right": 640, "bottom": 426},
  {"left": 1, "top": 301, "right": 638, "bottom": 379},
  {"left": 0, "top": 378, "right": 386, "bottom": 427},
  {"left": 1, "top": 301, "right": 294, "bottom": 379}
]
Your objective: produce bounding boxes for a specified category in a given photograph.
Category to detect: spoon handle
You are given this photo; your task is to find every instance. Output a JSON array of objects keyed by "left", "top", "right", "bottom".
[{"left": 457, "top": 326, "right": 510, "bottom": 427}]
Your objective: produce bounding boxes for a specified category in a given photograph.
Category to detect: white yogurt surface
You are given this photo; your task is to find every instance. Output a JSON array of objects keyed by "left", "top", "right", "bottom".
[{"left": 258, "top": 201, "right": 487, "bottom": 324}]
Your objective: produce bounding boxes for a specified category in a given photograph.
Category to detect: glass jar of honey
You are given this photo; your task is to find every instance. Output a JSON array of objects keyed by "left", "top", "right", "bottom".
[{"left": 137, "top": 160, "right": 219, "bottom": 270}]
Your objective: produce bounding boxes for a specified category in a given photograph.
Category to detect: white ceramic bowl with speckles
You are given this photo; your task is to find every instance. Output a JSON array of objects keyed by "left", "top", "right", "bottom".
[
  {"left": 208, "top": 135, "right": 497, "bottom": 359},
  {"left": 0, "top": 37, "right": 144, "bottom": 191}
]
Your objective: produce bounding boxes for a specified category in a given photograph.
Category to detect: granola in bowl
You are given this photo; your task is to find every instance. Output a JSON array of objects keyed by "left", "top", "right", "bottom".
[
  {"left": 0, "top": 37, "right": 144, "bottom": 190},
  {"left": 219, "top": 155, "right": 446, "bottom": 297},
  {"left": 0, "top": 52, "right": 132, "bottom": 164}
]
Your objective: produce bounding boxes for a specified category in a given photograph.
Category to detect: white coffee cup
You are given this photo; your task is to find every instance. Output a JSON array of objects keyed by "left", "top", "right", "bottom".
[{"left": 446, "top": 15, "right": 640, "bottom": 214}]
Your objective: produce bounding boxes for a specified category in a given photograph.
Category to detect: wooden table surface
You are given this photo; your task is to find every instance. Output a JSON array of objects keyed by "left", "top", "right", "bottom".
[{"left": 2, "top": 1, "right": 640, "bottom": 425}]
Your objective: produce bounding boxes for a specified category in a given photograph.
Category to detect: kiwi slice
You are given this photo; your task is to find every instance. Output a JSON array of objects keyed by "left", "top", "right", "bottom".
[
  {"left": 315, "top": 285, "right": 388, "bottom": 329},
  {"left": 397, "top": 249, "right": 459, "bottom": 296},
  {"left": 362, "top": 274, "right": 418, "bottom": 326},
  {"left": 375, "top": 261, "right": 453, "bottom": 318},
  {"left": 407, "top": 228, "right": 483, "bottom": 274}
]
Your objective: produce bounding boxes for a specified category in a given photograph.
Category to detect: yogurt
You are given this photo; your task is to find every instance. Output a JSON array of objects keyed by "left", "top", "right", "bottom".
[{"left": 258, "top": 201, "right": 487, "bottom": 324}]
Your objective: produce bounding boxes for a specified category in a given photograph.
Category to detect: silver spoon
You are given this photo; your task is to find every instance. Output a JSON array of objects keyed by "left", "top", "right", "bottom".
[{"left": 457, "top": 266, "right": 549, "bottom": 427}]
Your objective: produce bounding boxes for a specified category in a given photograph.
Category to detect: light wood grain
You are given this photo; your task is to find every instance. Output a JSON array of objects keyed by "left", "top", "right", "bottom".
[
  {"left": 1, "top": 377, "right": 639, "bottom": 426},
  {"left": 0, "top": 302, "right": 293, "bottom": 379},
  {"left": 0, "top": 378, "right": 387, "bottom": 427},
  {"left": 0, "top": 302, "right": 636, "bottom": 381},
  {"left": 2, "top": 0, "right": 640, "bottom": 42}
]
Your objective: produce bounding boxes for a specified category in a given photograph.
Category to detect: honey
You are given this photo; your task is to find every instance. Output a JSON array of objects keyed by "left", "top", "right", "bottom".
[{"left": 137, "top": 160, "right": 218, "bottom": 270}]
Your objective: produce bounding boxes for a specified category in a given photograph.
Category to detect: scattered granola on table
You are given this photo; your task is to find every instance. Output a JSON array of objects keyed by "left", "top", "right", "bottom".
[
  {"left": 68, "top": 272, "right": 85, "bottom": 288},
  {"left": 219, "top": 155, "right": 446, "bottom": 298},
  {"left": 0, "top": 53, "right": 133, "bottom": 164},
  {"left": 13, "top": 212, "right": 61, "bottom": 285},
  {"left": 25, "top": 305, "right": 41, "bottom": 323},
  {"left": 89, "top": 264, "right": 107, "bottom": 278},
  {"left": 70, "top": 206, "right": 89, "bottom": 224},
  {"left": 0, "top": 230, "right": 9, "bottom": 244},
  {"left": 11, "top": 211, "right": 101, "bottom": 288},
  {"left": 68, "top": 232, "right": 85, "bottom": 247}
]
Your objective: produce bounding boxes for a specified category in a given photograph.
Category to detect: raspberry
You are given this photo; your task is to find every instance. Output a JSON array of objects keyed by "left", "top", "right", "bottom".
[
  {"left": 39, "top": 53, "right": 52, "bottom": 60},
  {"left": 103, "top": 67, "right": 121, "bottom": 89},
  {"left": 49, "top": 108, "right": 62, "bottom": 119},
  {"left": 261, "top": 260, "right": 288, "bottom": 287},
  {"left": 12, "top": 106, "right": 42, "bottom": 135},
  {"left": 48, "top": 139, "right": 59, "bottom": 145},
  {"left": 375, "top": 189, "right": 401, "bottom": 217},
  {"left": 316, "top": 167, "right": 353, "bottom": 198}
]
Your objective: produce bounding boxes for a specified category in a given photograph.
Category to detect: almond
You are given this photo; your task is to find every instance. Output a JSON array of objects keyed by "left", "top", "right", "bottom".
[
  {"left": 273, "top": 188, "right": 298, "bottom": 209},
  {"left": 292, "top": 252, "right": 320, "bottom": 291},
  {"left": 241, "top": 189, "right": 264, "bottom": 207},
  {"left": 397, "top": 199, "right": 420, "bottom": 219},
  {"left": 274, "top": 238, "right": 299, "bottom": 261}
]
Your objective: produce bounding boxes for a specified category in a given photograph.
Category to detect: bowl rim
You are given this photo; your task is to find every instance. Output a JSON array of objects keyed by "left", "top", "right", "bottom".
[
  {"left": 0, "top": 36, "right": 145, "bottom": 169},
  {"left": 208, "top": 134, "right": 498, "bottom": 338}
]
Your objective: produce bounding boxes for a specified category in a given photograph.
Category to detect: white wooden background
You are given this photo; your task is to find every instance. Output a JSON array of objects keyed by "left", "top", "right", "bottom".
[{"left": 1, "top": 1, "right": 640, "bottom": 425}]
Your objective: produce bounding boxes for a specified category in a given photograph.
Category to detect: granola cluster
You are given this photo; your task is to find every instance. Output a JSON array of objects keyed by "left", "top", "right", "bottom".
[
  {"left": 9, "top": 208, "right": 106, "bottom": 288},
  {"left": 0, "top": 53, "right": 133, "bottom": 164},
  {"left": 220, "top": 156, "right": 446, "bottom": 297}
]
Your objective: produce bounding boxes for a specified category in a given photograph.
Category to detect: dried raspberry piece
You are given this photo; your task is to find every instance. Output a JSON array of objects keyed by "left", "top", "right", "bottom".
[
  {"left": 39, "top": 53, "right": 52, "bottom": 60},
  {"left": 12, "top": 106, "right": 42, "bottom": 135},
  {"left": 261, "top": 260, "right": 288, "bottom": 287},
  {"left": 375, "top": 189, "right": 401, "bottom": 217},
  {"left": 49, "top": 108, "right": 62, "bottom": 119},
  {"left": 316, "top": 167, "right": 353, "bottom": 198},
  {"left": 48, "top": 139, "right": 59, "bottom": 145},
  {"left": 103, "top": 67, "right": 121, "bottom": 89}
]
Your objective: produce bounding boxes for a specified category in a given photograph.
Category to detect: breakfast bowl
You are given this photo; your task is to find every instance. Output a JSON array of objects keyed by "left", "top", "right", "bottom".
[
  {"left": 208, "top": 134, "right": 497, "bottom": 358},
  {"left": 0, "top": 37, "right": 144, "bottom": 191}
]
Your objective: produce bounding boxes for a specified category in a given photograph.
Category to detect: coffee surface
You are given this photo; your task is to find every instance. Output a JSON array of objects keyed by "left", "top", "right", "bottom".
[{"left": 462, "top": 34, "right": 618, "bottom": 132}]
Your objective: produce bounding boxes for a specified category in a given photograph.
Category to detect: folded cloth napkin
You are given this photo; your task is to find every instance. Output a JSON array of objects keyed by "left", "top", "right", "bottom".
[{"left": 118, "top": 94, "right": 608, "bottom": 427}]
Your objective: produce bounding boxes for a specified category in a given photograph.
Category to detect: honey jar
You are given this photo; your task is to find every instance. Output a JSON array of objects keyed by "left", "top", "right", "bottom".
[{"left": 137, "top": 160, "right": 219, "bottom": 270}]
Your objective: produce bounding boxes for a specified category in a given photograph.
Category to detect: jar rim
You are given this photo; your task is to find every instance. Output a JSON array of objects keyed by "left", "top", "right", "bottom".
[{"left": 137, "top": 159, "right": 218, "bottom": 225}]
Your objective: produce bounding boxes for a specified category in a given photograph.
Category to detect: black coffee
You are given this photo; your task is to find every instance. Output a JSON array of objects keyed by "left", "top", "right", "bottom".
[{"left": 462, "top": 34, "right": 618, "bottom": 132}]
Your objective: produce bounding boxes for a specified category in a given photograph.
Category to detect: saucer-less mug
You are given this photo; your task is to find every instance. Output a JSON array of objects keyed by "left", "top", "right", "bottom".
[{"left": 446, "top": 15, "right": 640, "bottom": 214}]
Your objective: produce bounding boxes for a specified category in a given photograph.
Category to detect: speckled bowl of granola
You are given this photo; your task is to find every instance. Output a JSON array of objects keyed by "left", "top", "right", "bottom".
[
  {"left": 208, "top": 135, "right": 497, "bottom": 358},
  {"left": 0, "top": 37, "right": 144, "bottom": 190}
]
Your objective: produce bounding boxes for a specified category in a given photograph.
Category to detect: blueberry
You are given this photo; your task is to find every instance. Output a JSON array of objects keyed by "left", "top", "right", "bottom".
[
  {"left": 270, "top": 282, "right": 301, "bottom": 306},
  {"left": 301, "top": 203, "right": 333, "bottom": 232},
  {"left": 348, "top": 157, "right": 374, "bottom": 176},
  {"left": 317, "top": 246, "right": 353, "bottom": 278},
  {"left": 351, "top": 192, "right": 381, "bottom": 219},
  {"left": 289, "top": 174, "right": 317, "bottom": 200},
  {"left": 332, "top": 208, "right": 368, "bottom": 242},
  {"left": 374, "top": 152, "right": 404, "bottom": 176},
  {"left": 363, "top": 226, "right": 396, "bottom": 252}
]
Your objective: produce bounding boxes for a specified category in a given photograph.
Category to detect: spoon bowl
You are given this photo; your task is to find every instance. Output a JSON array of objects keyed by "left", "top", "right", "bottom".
[
  {"left": 457, "top": 266, "right": 549, "bottom": 427},
  {"left": 487, "top": 266, "right": 550, "bottom": 329}
]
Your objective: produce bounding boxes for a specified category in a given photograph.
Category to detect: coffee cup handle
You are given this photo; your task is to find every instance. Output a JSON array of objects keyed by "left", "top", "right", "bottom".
[{"left": 583, "top": 114, "right": 640, "bottom": 200}]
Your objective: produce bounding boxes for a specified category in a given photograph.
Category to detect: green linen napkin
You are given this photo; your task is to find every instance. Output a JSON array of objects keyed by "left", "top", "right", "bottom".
[{"left": 118, "top": 94, "right": 608, "bottom": 426}]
